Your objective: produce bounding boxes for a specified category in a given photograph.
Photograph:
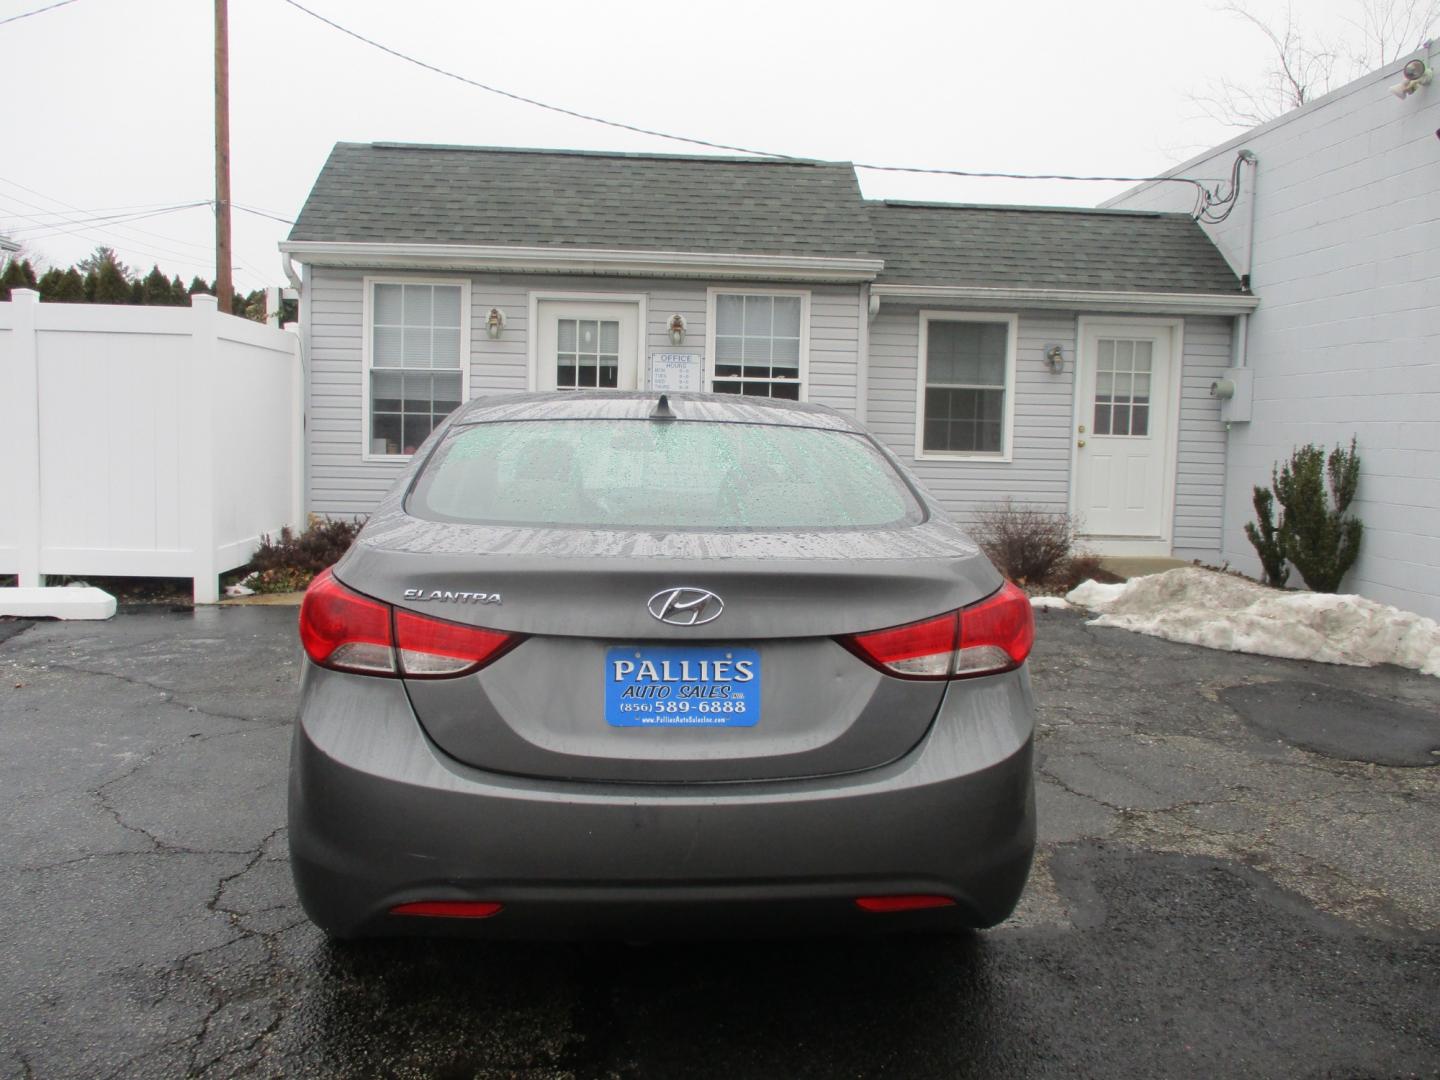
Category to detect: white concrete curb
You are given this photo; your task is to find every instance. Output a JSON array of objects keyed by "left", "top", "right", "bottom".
[{"left": 0, "top": 586, "right": 117, "bottom": 620}]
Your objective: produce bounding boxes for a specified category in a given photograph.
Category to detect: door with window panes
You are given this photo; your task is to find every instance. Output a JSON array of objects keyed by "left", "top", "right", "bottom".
[
  {"left": 1074, "top": 323, "right": 1174, "bottom": 540},
  {"left": 536, "top": 301, "right": 640, "bottom": 391}
]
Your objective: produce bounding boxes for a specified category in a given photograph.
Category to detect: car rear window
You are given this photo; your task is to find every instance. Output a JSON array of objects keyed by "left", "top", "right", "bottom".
[{"left": 408, "top": 419, "right": 923, "bottom": 530}]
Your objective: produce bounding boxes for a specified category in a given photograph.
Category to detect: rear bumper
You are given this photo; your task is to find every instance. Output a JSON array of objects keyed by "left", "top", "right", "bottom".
[{"left": 288, "top": 663, "right": 1036, "bottom": 939}]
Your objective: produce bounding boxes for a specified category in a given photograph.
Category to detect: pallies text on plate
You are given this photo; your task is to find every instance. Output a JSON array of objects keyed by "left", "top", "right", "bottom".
[{"left": 611, "top": 659, "right": 756, "bottom": 683}]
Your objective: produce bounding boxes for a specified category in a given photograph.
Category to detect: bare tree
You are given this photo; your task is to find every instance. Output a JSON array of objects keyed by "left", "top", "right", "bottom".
[
  {"left": 1347, "top": 0, "right": 1440, "bottom": 63},
  {"left": 1191, "top": 0, "right": 1439, "bottom": 128}
]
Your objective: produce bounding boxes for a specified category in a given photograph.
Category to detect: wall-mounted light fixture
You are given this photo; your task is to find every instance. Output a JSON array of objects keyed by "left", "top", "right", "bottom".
[
  {"left": 1391, "top": 57, "right": 1433, "bottom": 99},
  {"left": 1044, "top": 344, "right": 1065, "bottom": 373},
  {"left": 486, "top": 307, "right": 506, "bottom": 339},
  {"left": 667, "top": 314, "right": 687, "bottom": 345}
]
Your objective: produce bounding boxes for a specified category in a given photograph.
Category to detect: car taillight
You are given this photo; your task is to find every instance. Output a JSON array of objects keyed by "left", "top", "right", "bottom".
[
  {"left": 394, "top": 608, "right": 520, "bottom": 677},
  {"left": 840, "top": 581, "right": 1034, "bottom": 680},
  {"left": 299, "top": 568, "right": 521, "bottom": 678},
  {"left": 299, "top": 569, "right": 397, "bottom": 675}
]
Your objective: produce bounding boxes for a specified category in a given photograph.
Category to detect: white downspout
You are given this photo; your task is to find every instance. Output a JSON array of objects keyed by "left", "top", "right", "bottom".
[{"left": 1234, "top": 149, "right": 1258, "bottom": 371}]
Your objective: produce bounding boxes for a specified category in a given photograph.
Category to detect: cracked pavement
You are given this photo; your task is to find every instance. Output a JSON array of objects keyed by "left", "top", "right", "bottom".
[{"left": 0, "top": 604, "right": 1437, "bottom": 1078}]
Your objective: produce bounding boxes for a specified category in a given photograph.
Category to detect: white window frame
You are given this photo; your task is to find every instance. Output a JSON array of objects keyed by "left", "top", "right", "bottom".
[
  {"left": 914, "top": 310, "right": 1018, "bottom": 463},
  {"left": 704, "top": 287, "right": 811, "bottom": 400},
  {"left": 525, "top": 290, "right": 649, "bottom": 391},
  {"left": 361, "top": 274, "right": 472, "bottom": 463}
]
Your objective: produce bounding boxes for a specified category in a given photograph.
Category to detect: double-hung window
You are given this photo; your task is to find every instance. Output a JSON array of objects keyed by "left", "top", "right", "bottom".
[
  {"left": 917, "top": 313, "right": 1017, "bottom": 459},
  {"left": 366, "top": 279, "right": 469, "bottom": 457},
  {"left": 710, "top": 290, "right": 807, "bottom": 399}
]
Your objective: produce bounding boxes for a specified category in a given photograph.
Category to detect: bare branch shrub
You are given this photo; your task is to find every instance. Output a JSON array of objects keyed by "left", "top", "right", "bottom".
[{"left": 970, "top": 501, "right": 1080, "bottom": 587}]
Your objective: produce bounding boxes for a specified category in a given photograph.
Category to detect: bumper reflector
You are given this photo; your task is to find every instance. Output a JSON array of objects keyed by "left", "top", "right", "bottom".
[
  {"left": 390, "top": 900, "right": 503, "bottom": 919},
  {"left": 854, "top": 895, "right": 956, "bottom": 913}
]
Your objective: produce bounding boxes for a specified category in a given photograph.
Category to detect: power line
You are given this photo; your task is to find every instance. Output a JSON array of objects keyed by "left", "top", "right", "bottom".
[
  {"left": 0, "top": 184, "right": 271, "bottom": 283},
  {"left": 278, "top": 0, "right": 793, "bottom": 160},
  {"left": 233, "top": 202, "right": 296, "bottom": 225},
  {"left": 278, "top": 0, "right": 1223, "bottom": 200},
  {"left": 0, "top": 178, "right": 278, "bottom": 280},
  {"left": 0, "top": 199, "right": 201, "bottom": 224},
  {"left": 0, "top": 0, "right": 79, "bottom": 27},
  {"left": 5, "top": 202, "right": 212, "bottom": 235}
]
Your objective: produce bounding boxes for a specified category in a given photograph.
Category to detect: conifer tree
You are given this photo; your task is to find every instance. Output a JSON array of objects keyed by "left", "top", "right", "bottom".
[
  {"left": 0, "top": 258, "right": 39, "bottom": 300},
  {"left": 1248, "top": 440, "right": 1365, "bottom": 593},
  {"left": 142, "top": 265, "right": 176, "bottom": 305},
  {"left": 78, "top": 246, "right": 133, "bottom": 281},
  {"left": 42, "top": 268, "right": 87, "bottom": 302},
  {"left": 1274, "top": 440, "right": 1364, "bottom": 593}
]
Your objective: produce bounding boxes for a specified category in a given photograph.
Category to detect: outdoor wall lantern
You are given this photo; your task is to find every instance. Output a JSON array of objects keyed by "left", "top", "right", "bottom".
[
  {"left": 1044, "top": 344, "right": 1065, "bottom": 373},
  {"left": 486, "top": 307, "right": 507, "bottom": 338},
  {"left": 1390, "top": 57, "right": 1433, "bottom": 99},
  {"left": 668, "top": 314, "right": 687, "bottom": 345}
]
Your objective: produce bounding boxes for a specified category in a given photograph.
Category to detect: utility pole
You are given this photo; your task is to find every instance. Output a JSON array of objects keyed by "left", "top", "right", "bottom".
[{"left": 214, "top": 0, "right": 232, "bottom": 315}]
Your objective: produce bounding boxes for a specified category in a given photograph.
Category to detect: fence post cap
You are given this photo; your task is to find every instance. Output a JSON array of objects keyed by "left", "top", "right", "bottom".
[
  {"left": 191, "top": 293, "right": 219, "bottom": 311},
  {"left": 9, "top": 288, "right": 39, "bottom": 304}
]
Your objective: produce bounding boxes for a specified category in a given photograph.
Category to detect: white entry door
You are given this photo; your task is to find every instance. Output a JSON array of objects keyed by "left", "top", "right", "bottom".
[
  {"left": 535, "top": 300, "right": 641, "bottom": 391},
  {"left": 1073, "top": 321, "right": 1177, "bottom": 547}
]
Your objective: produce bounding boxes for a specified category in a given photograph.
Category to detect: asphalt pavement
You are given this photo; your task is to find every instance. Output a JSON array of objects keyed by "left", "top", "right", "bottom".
[{"left": 0, "top": 603, "right": 1436, "bottom": 1079}]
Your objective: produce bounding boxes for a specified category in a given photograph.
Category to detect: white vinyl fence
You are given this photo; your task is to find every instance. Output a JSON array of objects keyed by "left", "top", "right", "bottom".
[{"left": 0, "top": 290, "right": 303, "bottom": 604}]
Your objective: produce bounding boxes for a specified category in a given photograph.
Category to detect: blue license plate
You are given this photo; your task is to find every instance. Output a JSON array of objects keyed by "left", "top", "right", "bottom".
[{"left": 605, "top": 646, "right": 761, "bottom": 727}]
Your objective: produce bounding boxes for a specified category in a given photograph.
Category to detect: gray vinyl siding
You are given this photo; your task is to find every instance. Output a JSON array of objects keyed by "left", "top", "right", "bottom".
[
  {"left": 807, "top": 287, "right": 863, "bottom": 416},
  {"left": 1172, "top": 316, "right": 1233, "bottom": 559},
  {"left": 866, "top": 306, "right": 1231, "bottom": 559},
  {"left": 868, "top": 307, "right": 1075, "bottom": 515},
  {"left": 306, "top": 270, "right": 862, "bottom": 517},
  {"left": 307, "top": 267, "right": 1230, "bottom": 552}
]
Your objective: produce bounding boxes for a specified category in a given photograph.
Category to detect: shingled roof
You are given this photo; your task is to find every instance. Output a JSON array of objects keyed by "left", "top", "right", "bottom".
[
  {"left": 866, "top": 201, "right": 1243, "bottom": 294},
  {"left": 288, "top": 143, "right": 874, "bottom": 260},
  {"left": 288, "top": 143, "right": 1245, "bottom": 296}
]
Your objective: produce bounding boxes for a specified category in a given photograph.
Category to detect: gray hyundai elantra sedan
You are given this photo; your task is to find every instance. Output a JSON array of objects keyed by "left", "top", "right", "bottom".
[{"left": 289, "top": 391, "right": 1036, "bottom": 939}]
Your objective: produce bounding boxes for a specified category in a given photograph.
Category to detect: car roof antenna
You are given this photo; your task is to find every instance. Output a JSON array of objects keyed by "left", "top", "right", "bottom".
[{"left": 650, "top": 393, "right": 677, "bottom": 421}]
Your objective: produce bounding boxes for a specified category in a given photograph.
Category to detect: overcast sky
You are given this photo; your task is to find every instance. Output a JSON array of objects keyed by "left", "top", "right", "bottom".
[{"left": 0, "top": 0, "right": 1414, "bottom": 292}]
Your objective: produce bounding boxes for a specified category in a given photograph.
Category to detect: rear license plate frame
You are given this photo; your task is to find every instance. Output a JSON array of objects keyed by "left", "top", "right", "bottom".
[{"left": 604, "top": 645, "right": 761, "bottom": 727}]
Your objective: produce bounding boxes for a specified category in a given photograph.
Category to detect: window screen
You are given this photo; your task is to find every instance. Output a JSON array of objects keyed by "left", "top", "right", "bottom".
[
  {"left": 922, "top": 320, "right": 1010, "bottom": 454},
  {"left": 409, "top": 420, "right": 921, "bottom": 530},
  {"left": 713, "top": 294, "right": 803, "bottom": 400},
  {"left": 370, "top": 282, "right": 463, "bottom": 455}
]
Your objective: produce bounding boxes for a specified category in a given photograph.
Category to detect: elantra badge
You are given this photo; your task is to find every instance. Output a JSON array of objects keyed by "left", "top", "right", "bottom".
[
  {"left": 647, "top": 587, "right": 723, "bottom": 626},
  {"left": 403, "top": 588, "right": 501, "bottom": 604}
]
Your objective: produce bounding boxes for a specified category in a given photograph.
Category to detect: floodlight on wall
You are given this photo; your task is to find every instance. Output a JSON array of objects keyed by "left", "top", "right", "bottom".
[
  {"left": 486, "top": 308, "right": 506, "bottom": 338},
  {"left": 668, "top": 313, "right": 687, "bottom": 345},
  {"left": 1391, "top": 57, "right": 1433, "bottom": 98},
  {"left": 1044, "top": 344, "right": 1065, "bottom": 373}
]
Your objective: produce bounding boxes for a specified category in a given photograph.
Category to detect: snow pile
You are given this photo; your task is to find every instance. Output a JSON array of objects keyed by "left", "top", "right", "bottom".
[
  {"left": 1065, "top": 567, "right": 1440, "bottom": 677},
  {"left": 1029, "top": 595, "right": 1072, "bottom": 610}
]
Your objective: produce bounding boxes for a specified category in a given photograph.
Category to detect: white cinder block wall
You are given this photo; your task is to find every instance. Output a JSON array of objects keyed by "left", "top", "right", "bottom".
[{"left": 1107, "top": 53, "right": 1440, "bottom": 618}]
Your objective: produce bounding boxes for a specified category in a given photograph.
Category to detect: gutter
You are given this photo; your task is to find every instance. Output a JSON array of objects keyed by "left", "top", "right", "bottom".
[
  {"left": 869, "top": 283, "right": 1260, "bottom": 316},
  {"left": 279, "top": 241, "right": 884, "bottom": 284}
]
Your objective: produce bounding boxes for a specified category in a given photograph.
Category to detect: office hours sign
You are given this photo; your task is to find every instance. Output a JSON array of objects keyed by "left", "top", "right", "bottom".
[{"left": 649, "top": 352, "right": 704, "bottom": 392}]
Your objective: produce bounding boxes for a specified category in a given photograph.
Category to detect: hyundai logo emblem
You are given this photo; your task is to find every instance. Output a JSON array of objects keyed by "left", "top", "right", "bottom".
[{"left": 647, "top": 587, "right": 724, "bottom": 626}]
